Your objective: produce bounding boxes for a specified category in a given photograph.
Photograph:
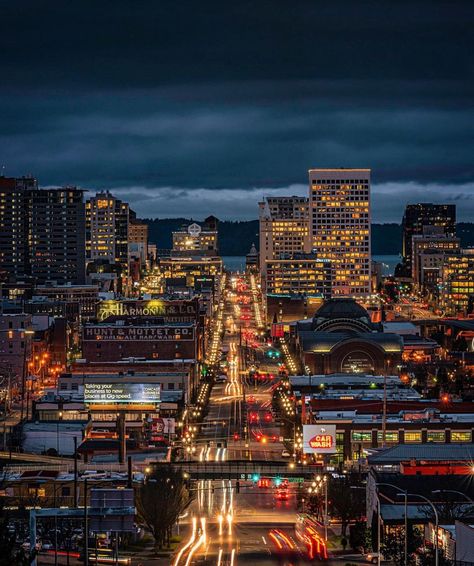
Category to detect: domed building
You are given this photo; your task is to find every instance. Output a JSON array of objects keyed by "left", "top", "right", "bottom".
[{"left": 294, "top": 298, "right": 402, "bottom": 375}]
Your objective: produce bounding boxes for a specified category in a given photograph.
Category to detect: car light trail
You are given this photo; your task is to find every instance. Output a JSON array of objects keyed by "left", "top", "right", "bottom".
[
  {"left": 184, "top": 517, "right": 206, "bottom": 566},
  {"left": 173, "top": 516, "right": 197, "bottom": 566}
]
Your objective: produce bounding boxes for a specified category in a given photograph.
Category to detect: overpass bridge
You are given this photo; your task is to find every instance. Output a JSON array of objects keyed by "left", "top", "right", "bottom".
[
  {"left": 162, "top": 460, "right": 323, "bottom": 480},
  {"left": 1, "top": 454, "right": 323, "bottom": 481}
]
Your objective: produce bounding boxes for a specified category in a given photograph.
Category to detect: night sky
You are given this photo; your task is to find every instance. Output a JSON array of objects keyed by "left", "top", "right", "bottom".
[{"left": 1, "top": 1, "right": 473, "bottom": 221}]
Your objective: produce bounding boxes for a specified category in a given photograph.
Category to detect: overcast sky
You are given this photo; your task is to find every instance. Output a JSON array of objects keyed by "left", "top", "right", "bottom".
[{"left": 1, "top": 1, "right": 473, "bottom": 221}]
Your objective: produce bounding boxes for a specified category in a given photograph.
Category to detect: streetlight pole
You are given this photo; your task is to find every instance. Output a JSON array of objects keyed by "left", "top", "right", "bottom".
[
  {"left": 377, "top": 483, "right": 407, "bottom": 566},
  {"left": 432, "top": 489, "right": 474, "bottom": 504},
  {"left": 399, "top": 492, "right": 438, "bottom": 566}
]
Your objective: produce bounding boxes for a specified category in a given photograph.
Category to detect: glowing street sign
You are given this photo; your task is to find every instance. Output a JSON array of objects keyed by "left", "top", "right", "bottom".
[{"left": 303, "top": 424, "right": 336, "bottom": 454}]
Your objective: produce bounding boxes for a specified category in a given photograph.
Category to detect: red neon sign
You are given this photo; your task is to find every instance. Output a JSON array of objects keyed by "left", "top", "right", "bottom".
[{"left": 309, "top": 434, "right": 334, "bottom": 450}]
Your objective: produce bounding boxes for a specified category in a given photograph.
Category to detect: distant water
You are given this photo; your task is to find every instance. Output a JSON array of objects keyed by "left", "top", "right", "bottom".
[{"left": 222, "top": 255, "right": 400, "bottom": 276}]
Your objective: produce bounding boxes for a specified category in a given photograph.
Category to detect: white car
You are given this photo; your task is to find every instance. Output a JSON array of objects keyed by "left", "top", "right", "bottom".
[{"left": 364, "top": 552, "right": 388, "bottom": 563}]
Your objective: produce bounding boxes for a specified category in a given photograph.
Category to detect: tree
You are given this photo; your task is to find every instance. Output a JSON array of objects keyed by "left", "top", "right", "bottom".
[
  {"left": 135, "top": 465, "right": 193, "bottom": 551},
  {"left": 328, "top": 477, "right": 365, "bottom": 537},
  {"left": 381, "top": 526, "right": 423, "bottom": 566},
  {"left": 349, "top": 520, "right": 372, "bottom": 552}
]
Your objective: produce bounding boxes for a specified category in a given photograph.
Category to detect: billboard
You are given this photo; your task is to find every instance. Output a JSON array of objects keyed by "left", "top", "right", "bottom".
[
  {"left": 150, "top": 417, "right": 176, "bottom": 441},
  {"left": 84, "top": 382, "right": 161, "bottom": 404},
  {"left": 303, "top": 424, "right": 337, "bottom": 454}
]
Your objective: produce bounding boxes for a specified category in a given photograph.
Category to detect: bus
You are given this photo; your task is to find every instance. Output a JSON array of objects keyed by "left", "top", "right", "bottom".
[{"left": 295, "top": 514, "right": 328, "bottom": 560}]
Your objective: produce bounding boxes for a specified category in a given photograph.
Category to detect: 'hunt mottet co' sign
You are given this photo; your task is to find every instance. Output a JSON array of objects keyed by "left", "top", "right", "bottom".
[
  {"left": 83, "top": 325, "right": 195, "bottom": 341},
  {"left": 97, "top": 299, "right": 198, "bottom": 322}
]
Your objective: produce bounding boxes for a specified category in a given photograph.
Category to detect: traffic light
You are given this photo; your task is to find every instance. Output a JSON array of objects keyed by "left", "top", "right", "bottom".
[
  {"left": 274, "top": 477, "right": 282, "bottom": 487},
  {"left": 251, "top": 473, "right": 260, "bottom": 483}
]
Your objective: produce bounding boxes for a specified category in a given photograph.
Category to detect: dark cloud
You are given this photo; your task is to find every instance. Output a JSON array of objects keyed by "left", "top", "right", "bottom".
[{"left": 1, "top": 1, "right": 473, "bottom": 220}]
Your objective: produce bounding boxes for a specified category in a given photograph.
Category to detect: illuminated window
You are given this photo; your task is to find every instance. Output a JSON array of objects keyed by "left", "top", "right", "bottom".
[
  {"left": 404, "top": 431, "right": 422, "bottom": 443},
  {"left": 427, "top": 431, "right": 445, "bottom": 443},
  {"left": 451, "top": 431, "right": 471, "bottom": 442},
  {"left": 377, "top": 431, "right": 399, "bottom": 443},
  {"left": 352, "top": 431, "right": 372, "bottom": 442}
]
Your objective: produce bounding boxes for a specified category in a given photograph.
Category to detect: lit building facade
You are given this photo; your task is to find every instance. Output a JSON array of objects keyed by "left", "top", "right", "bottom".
[
  {"left": 172, "top": 217, "right": 218, "bottom": 257},
  {"left": 411, "top": 233, "right": 460, "bottom": 289},
  {"left": 265, "top": 254, "right": 332, "bottom": 297},
  {"left": 0, "top": 176, "right": 86, "bottom": 285},
  {"left": 402, "top": 203, "right": 456, "bottom": 275},
  {"left": 441, "top": 251, "right": 474, "bottom": 315},
  {"left": 86, "top": 191, "right": 129, "bottom": 275},
  {"left": 309, "top": 169, "right": 371, "bottom": 296},
  {"left": 258, "top": 196, "right": 310, "bottom": 277},
  {"left": 158, "top": 257, "right": 223, "bottom": 289}
]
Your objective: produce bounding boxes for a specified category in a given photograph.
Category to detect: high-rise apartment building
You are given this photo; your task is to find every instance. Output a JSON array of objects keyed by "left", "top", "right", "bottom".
[
  {"left": 309, "top": 168, "right": 371, "bottom": 296},
  {"left": 258, "top": 196, "right": 310, "bottom": 277},
  {"left": 30, "top": 187, "right": 86, "bottom": 284},
  {"left": 402, "top": 203, "right": 456, "bottom": 276},
  {"left": 0, "top": 176, "right": 86, "bottom": 284},
  {"left": 85, "top": 191, "right": 129, "bottom": 275},
  {"left": 0, "top": 176, "right": 37, "bottom": 280}
]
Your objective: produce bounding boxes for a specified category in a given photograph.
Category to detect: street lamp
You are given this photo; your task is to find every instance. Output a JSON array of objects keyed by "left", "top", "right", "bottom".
[
  {"left": 398, "top": 492, "right": 438, "bottom": 566},
  {"left": 432, "top": 489, "right": 474, "bottom": 504},
  {"left": 57, "top": 411, "right": 63, "bottom": 456}
]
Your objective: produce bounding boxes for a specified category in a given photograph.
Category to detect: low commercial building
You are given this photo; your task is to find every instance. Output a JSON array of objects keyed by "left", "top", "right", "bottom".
[
  {"left": 35, "top": 283, "right": 99, "bottom": 320},
  {"left": 0, "top": 311, "right": 33, "bottom": 379},
  {"left": 158, "top": 256, "right": 223, "bottom": 289},
  {"left": 307, "top": 401, "right": 474, "bottom": 465}
]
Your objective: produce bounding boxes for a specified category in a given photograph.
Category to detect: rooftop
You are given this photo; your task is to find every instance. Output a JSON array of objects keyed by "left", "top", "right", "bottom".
[{"left": 368, "top": 444, "right": 474, "bottom": 464}]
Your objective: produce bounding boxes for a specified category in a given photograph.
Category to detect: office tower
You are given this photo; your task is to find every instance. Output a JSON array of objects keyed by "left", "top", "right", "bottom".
[
  {"left": 0, "top": 176, "right": 85, "bottom": 284},
  {"left": 30, "top": 187, "right": 86, "bottom": 284},
  {"left": 258, "top": 196, "right": 310, "bottom": 277},
  {"left": 309, "top": 168, "right": 371, "bottom": 296},
  {"left": 172, "top": 217, "right": 219, "bottom": 257},
  {"left": 411, "top": 229, "right": 460, "bottom": 290},
  {"left": 402, "top": 203, "right": 456, "bottom": 275},
  {"left": 0, "top": 175, "right": 37, "bottom": 279},
  {"left": 85, "top": 191, "right": 129, "bottom": 275}
]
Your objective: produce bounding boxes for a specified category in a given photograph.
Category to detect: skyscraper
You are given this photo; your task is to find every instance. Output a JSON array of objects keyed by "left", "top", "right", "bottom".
[
  {"left": 258, "top": 196, "right": 310, "bottom": 277},
  {"left": 0, "top": 176, "right": 86, "bottom": 284},
  {"left": 85, "top": 191, "right": 129, "bottom": 275},
  {"left": 401, "top": 203, "right": 456, "bottom": 276},
  {"left": 309, "top": 168, "right": 371, "bottom": 296}
]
